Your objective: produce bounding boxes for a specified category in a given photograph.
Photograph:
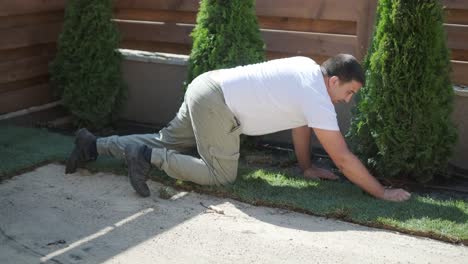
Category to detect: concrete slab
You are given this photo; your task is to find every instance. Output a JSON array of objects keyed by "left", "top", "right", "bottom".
[{"left": 0, "top": 164, "right": 467, "bottom": 264}]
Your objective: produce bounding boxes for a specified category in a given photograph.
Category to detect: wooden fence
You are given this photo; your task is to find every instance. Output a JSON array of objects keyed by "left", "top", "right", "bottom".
[
  {"left": 115, "top": 0, "right": 376, "bottom": 63},
  {"left": 445, "top": 1, "right": 468, "bottom": 88},
  {"left": 0, "top": 0, "right": 64, "bottom": 114},
  {"left": 0, "top": 0, "right": 467, "bottom": 114}
]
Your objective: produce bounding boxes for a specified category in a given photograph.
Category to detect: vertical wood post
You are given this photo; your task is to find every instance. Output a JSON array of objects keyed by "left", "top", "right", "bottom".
[{"left": 356, "top": 0, "right": 377, "bottom": 61}]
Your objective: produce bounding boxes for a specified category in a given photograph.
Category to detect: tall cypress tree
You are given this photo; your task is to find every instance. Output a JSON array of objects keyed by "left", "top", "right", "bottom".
[
  {"left": 347, "top": 0, "right": 457, "bottom": 183},
  {"left": 186, "top": 0, "right": 265, "bottom": 85},
  {"left": 50, "top": 0, "right": 126, "bottom": 128}
]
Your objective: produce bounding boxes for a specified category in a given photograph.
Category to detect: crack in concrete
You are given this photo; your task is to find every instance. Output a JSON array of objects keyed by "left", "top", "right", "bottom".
[{"left": 0, "top": 226, "right": 64, "bottom": 264}]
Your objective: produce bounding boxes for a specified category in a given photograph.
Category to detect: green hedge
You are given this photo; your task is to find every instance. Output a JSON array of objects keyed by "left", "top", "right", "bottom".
[
  {"left": 186, "top": 0, "right": 265, "bottom": 86},
  {"left": 50, "top": 0, "right": 126, "bottom": 129},
  {"left": 347, "top": 0, "right": 457, "bottom": 183}
]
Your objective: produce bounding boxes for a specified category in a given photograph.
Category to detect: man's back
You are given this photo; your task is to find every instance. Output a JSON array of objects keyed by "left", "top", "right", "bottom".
[{"left": 212, "top": 57, "right": 339, "bottom": 135}]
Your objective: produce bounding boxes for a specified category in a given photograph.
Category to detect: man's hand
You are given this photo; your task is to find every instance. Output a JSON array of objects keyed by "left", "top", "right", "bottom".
[
  {"left": 312, "top": 128, "right": 410, "bottom": 201},
  {"left": 381, "top": 188, "right": 411, "bottom": 202},
  {"left": 303, "top": 166, "right": 338, "bottom": 180}
]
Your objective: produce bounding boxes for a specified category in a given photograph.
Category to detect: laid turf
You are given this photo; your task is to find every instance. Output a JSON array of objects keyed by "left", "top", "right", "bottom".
[{"left": 1, "top": 125, "right": 467, "bottom": 244}]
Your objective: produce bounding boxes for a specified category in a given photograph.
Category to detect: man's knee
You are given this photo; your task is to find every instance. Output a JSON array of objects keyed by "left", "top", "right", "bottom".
[{"left": 211, "top": 158, "right": 239, "bottom": 186}]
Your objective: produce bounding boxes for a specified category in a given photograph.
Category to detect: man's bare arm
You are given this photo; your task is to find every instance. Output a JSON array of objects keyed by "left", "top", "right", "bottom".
[
  {"left": 313, "top": 128, "right": 411, "bottom": 201},
  {"left": 292, "top": 126, "right": 338, "bottom": 180},
  {"left": 291, "top": 126, "right": 311, "bottom": 170}
]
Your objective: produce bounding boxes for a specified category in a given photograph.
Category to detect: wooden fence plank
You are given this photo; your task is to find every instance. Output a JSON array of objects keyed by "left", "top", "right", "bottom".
[
  {"left": 116, "top": 20, "right": 193, "bottom": 44},
  {"left": 452, "top": 60, "right": 468, "bottom": 85},
  {"left": 452, "top": 49, "right": 468, "bottom": 61},
  {"left": 0, "top": 11, "right": 64, "bottom": 29},
  {"left": 0, "top": 54, "right": 52, "bottom": 71},
  {"left": 443, "top": 0, "right": 468, "bottom": 10},
  {"left": 115, "top": 0, "right": 361, "bottom": 21},
  {"left": 258, "top": 16, "right": 355, "bottom": 35},
  {"left": 0, "top": 84, "right": 52, "bottom": 114},
  {"left": 0, "top": 55, "right": 51, "bottom": 83},
  {"left": 114, "top": 9, "right": 196, "bottom": 24},
  {"left": 255, "top": 0, "right": 360, "bottom": 21},
  {"left": 267, "top": 51, "right": 329, "bottom": 63},
  {"left": 356, "top": 0, "right": 377, "bottom": 60},
  {"left": 0, "top": 43, "right": 57, "bottom": 62},
  {"left": 445, "top": 24, "right": 468, "bottom": 50},
  {"left": 0, "top": 0, "right": 65, "bottom": 16},
  {"left": 445, "top": 8, "right": 468, "bottom": 25},
  {"left": 114, "top": 8, "right": 356, "bottom": 35},
  {"left": 261, "top": 30, "right": 356, "bottom": 57},
  {"left": 0, "top": 76, "right": 49, "bottom": 94},
  {"left": 114, "top": 0, "right": 199, "bottom": 12},
  {"left": 118, "top": 20, "right": 356, "bottom": 57},
  {"left": 0, "top": 22, "right": 62, "bottom": 50}
]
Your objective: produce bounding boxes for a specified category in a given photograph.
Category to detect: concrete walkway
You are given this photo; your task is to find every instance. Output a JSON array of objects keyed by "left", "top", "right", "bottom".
[{"left": 0, "top": 164, "right": 467, "bottom": 264}]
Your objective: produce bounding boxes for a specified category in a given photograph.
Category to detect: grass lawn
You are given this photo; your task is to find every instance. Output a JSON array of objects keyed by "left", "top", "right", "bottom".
[{"left": 1, "top": 125, "right": 467, "bottom": 245}]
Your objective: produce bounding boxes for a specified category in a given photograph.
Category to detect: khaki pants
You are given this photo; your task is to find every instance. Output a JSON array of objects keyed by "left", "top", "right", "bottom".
[{"left": 97, "top": 72, "right": 241, "bottom": 185}]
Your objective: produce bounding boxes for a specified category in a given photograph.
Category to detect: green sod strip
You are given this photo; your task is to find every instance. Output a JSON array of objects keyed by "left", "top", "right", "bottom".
[
  {"left": 1, "top": 126, "right": 467, "bottom": 244},
  {"left": 0, "top": 126, "right": 73, "bottom": 177}
]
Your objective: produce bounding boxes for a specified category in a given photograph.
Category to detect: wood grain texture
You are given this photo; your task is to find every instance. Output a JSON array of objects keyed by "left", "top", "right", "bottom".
[
  {"left": 0, "top": 83, "right": 52, "bottom": 114},
  {"left": 445, "top": 8, "right": 468, "bottom": 24},
  {"left": 452, "top": 60, "right": 468, "bottom": 85},
  {"left": 0, "top": 22, "right": 62, "bottom": 50}
]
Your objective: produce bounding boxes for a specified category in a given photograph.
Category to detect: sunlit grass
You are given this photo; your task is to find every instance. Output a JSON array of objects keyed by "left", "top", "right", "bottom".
[{"left": 1, "top": 125, "right": 467, "bottom": 244}]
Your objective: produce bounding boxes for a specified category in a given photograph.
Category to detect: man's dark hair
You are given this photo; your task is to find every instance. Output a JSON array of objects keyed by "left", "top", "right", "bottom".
[{"left": 321, "top": 54, "right": 365, "bottom": 85}]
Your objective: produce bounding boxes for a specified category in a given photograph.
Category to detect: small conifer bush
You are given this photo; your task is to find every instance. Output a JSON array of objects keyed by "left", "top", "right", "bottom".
[
  {"left": 347, "top": 0, "right": 457, "bottom": 183},
  {"left": 50, "top": 0, "right": 125, "bottom": 128},
  {"left": 186, "top": 0, "right": 265, "bottom": 85}
]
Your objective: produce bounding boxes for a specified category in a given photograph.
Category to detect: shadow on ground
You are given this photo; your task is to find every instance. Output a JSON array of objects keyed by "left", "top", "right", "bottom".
[{"left": 0, "top": 164, "right": 363, "bottom": 264}]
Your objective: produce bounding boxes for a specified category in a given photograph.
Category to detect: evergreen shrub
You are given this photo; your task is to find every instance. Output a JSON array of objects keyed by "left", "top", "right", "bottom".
[
  {"left": 186, "top": 0, "right": 265, "bottom": 85},
  {"left": 50, "top": 0, "right": 125, "bottom": 128},
  {"left": 347, "top": 0, "right": 457, "bottom": 183}
]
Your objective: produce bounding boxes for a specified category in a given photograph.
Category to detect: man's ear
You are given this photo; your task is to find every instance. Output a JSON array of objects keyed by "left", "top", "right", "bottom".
[{"left": 329, "top": 76, "right": 340, "bottom": 88}]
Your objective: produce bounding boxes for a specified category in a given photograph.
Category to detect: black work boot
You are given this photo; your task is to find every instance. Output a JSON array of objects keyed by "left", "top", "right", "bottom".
[
  {"left": 65, "top": 128, "right": 98, "bottom": 174},
  {"left": 125, "top": 144, "right": 152, "bottom": 197}
]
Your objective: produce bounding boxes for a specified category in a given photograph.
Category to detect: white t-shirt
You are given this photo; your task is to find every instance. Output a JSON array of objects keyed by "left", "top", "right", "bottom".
[{"left": 214, "top": 56, "right": 339, "bottom": 136}]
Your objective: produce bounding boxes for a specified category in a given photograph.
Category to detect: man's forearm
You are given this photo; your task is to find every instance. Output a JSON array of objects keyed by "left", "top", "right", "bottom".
[
  {"left": 337, "top": 153, "right": 385, "bottom": 198},
  {"left": 312, "top": 128, "right": 409, "bottom": 201},
  {"left": 292, "top": 126, "right": 312, "bottom": 171}
]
